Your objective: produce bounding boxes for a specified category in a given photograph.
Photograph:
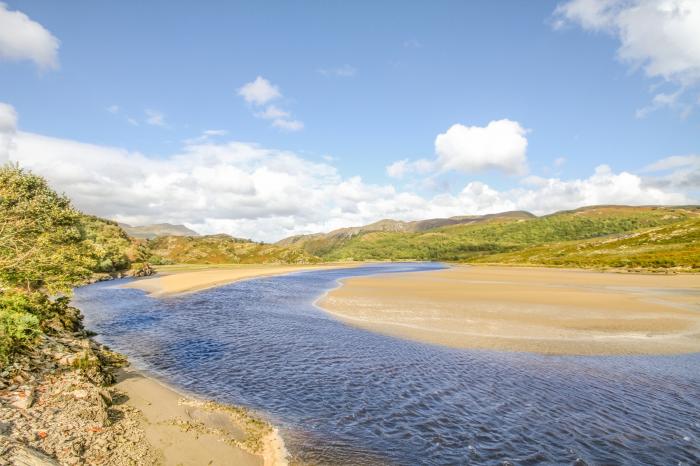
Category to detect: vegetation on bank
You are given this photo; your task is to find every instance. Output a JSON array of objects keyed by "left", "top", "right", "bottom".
[
  {"left": 147, "top": 234, "right": 318, "bottom": 265},
  {"left": 307, "top": 206, "right": 699, "bottom": 268},
  {"left": 0, "top": 166, "right": 91, "bottom": 366}
]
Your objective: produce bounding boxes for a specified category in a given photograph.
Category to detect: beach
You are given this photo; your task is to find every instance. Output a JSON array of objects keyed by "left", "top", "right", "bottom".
[
  {"left": 114, "top": 368, "right": 287, "bottom": 466},
  {"left": 124, "top": 263, "right": 358, "bottom": 297},
  {"left": 317, "top": 265, "right": 700, "bottom": 355}
]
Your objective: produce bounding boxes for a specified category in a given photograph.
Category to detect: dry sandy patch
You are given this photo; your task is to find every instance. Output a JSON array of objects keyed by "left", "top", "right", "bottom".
[{"left": 318, "top": 265, "right": 700, "bottom": 355}]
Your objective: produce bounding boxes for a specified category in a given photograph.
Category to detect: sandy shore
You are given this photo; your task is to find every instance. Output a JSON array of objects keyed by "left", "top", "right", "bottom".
[
  {"left": 115, "top": 367, "right": 288, "bottom": 466},
  {"left": 124, "top": 263, "right": 357, "bottom": 297},
  {"left": 318, "top": 265, "right": 700, "bottom": 355}
]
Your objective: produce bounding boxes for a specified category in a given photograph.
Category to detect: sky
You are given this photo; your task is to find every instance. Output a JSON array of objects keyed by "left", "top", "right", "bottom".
[{"left": 1, "top": 0, "right": 699, "bottom": 241}]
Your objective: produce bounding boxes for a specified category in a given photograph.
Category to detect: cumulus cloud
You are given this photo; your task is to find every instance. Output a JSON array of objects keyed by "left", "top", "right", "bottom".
[
  {"left": 0, "top": 2, "right": 59, "bottom": 69},
  {"left": 386, "top": 119, "right": 529, "bottom": 179},
  {"left": 238, "top": 77, "right": 303, "bottom": 132},
  {"left": 237, "top": 76, "right": 281, "bottom": 105},
  {"left": 317, "top": 64, "right": 357, "bottom": 78},
  {"left": 554, "top": 0, "right": 700, "bottom": 113},
  {"left": 0, "top": 102, "right": 17, "bottom": 163},
  {"left": 435, "top": 119, "right": 529, "bottom": 175}
]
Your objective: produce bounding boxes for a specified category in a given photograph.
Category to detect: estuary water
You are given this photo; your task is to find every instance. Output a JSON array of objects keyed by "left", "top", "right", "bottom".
[{"left": 74, "top": 263, "right": 700, "bottom": 465}]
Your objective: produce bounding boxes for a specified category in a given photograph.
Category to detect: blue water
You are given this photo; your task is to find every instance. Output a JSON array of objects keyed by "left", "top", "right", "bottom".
[{"left": 74, "top": 263, "right": 700, "bottom": 465}]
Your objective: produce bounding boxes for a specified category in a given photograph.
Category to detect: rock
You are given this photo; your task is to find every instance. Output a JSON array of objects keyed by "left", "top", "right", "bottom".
[
  {"left": 10, "top": 387, "right": 35, "bottom": 410},
  {"left": 71, "top": 389, "right": 88, "bottom": 399},
  {"left": 57, "top": 353, "right": 78, "bottom": 367},
  {"left": 9, "top": 444, "right": 60, "bottom": 466},
  {"left": 98, "top": 389, "right": 112, "bottom": 406},
  {"left": 0, "top": 421, "right": 11, "bottom": 435}
]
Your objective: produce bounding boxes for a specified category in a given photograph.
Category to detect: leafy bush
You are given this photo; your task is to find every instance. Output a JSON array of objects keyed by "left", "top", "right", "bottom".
[
  {"left": 0, "top": 290, "right": 41, "bottom": 366},
  {"left": 0, "top": 165, "right": 94, "bottom": 293}
]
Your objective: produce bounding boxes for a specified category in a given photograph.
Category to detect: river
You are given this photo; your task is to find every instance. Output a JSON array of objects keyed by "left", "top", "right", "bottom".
[{"left": 74, "top": 263, "right": 700, "bottom": 465}]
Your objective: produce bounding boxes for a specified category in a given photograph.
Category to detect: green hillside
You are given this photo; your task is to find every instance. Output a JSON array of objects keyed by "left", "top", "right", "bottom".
[
  {"left": 147, "top": 234, "right": 319, "bottom": 265},
  {"left": 307, "top": 206, "right": 700, "bottom": 269},
  {"left": 471, "top": 218, "right": 700, "bottom": 269}
]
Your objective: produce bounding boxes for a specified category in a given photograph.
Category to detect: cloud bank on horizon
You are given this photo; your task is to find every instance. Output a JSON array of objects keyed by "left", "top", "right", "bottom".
[
  {"left": 0, "top": 102, "right": 694, "bottom": 241},
  {"left": 0, "top": 1, "right": 698, "bottom": 241}
]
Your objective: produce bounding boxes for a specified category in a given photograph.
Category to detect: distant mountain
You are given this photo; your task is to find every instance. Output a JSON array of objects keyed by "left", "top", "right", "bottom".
[{"left": 119, "top": 223, "right": 199, "bottom": 240}]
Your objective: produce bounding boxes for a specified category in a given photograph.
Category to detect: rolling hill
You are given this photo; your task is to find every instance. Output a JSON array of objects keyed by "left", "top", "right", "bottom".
[
  {"left": 277, "top": 205, "right": 700, "bottom": 269},
  {"left": 147, "top": 234, "right": 318, "bottom": 265}
]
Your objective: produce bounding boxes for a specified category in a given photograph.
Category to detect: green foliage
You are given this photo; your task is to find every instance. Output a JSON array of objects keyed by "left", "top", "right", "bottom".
[
  {"left": 0, "top": 290, "right": 42, "bottom": 366},
  {"left": 147, "top": 234, "right": 319, "bottom": 265},
  {"left": 471, "top": 218, "right": 700, "bottom": 269},
  {"left": 318, "top": 206, "right": 699, "bottom": 268},
  {"left": 79, "top": 215, "right": 135, "bottom": 273},
  {"left": 0, "top": 165, "right": 93, "bottom": 293},
  {"left": 0, "top": 288, "right": 83, "bottom": 367}
]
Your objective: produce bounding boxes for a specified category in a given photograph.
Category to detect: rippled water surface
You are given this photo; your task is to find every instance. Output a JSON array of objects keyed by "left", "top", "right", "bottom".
[{"left": 74, "top": 263, "right": 700, "bottom": 465}]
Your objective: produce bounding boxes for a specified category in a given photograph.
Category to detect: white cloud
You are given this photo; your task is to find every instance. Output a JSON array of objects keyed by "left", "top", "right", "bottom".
[
  {"left": 255, "top": 105, "right": 290, "bottom": 120},
  {"left": 435, "top": 119, "right": 529, "bottom": 175},
  {"left": 317, "top": 64, "right": 357, "bottom": 77},
  {"left": 145, "top": 109, "right": 166, "bottom": 127},
  {"left": 106, "top": 105, "right": 120, "bottom": 114},
  {"left": 0, "top": 2, "right": 59, "bottom": 69},
  {"left": 183, "top": 129, "right": 229, "bottom": 145},
  {"left": 0, "top": 102, "right": 17, "bottom": 163},
  {"left": 386, "top": 158, "right": 435, "bottom": 178},
  {"left": 640, "top": 154, "right": 700, "bottom": 192},
  {"left": 271, "top": 118, "right": 304, "bottom": 132},
  {"left": 238, "top": 78, "right": 303, "bottom": 131},
  {"left": 5, "top": 105, "right": 693, "bottom": 241},
  {"left": 554, "top": 156, "right": 567, "bottom": 168},
  {"left": 635, "top": 89, "right": 691, "bottom": 118},
  {"left": 237, "top": 76, "right": 281, "bottom": 105},
  {"left": 385, "top": 119, "right": 529, "bottom": 179},
  {"left": 554, "top": 0, "right": 700, "bottom": 112}
]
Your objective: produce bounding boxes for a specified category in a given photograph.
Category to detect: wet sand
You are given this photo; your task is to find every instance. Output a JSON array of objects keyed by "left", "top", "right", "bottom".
[
  {"left": 318, "top": 265, "right": 700, "bottom": 355},
  {"left": 115, "top": 367, "right": 288, "bottom": 466},
  {"left": 124, "top": 263, "right": 357, "bottom": 297}
]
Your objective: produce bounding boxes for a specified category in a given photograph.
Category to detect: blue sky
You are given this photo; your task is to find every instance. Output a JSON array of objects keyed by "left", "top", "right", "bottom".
[{"left": 1, "top": 1, "right": 699, "bottom": 240}]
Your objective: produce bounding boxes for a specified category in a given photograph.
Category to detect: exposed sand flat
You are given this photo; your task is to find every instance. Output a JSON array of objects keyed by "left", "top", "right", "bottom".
[
  {"left": 318, "top": 265, "right": 700, "bottom": 355},
  {"left": 124, "top": 263, "right": 356, "bottom": 297},
  {"left": 115, "top": 367, "right": 288, "bottom": 466}
]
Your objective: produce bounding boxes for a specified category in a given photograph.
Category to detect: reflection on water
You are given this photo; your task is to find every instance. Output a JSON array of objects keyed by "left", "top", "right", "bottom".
[{"left": 74, "top": 263, "right": 700, "bottom": 465}]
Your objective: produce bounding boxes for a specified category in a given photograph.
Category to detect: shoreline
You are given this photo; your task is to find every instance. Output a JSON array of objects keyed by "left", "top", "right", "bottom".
[
  {"left": 114, "top": 366, "right": 288, "bottom": 466},
  {"left": 123, "top": 263, "right": 362, "bottom": 297},
  {"left": 317, "top": 264, "right": 700, "bottom": 356}
]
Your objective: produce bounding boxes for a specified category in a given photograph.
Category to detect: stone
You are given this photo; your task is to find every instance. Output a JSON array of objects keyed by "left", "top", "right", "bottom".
[
  {"left": 10, "top": 444, "right": 60, "bottom": 466},
  {"left": 10, "top": 387, "right": 35, "bottom": 410}
]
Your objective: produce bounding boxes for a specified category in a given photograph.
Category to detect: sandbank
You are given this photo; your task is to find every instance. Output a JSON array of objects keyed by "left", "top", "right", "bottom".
[
  {"left": 317, "top": 265, "right": 700, "bottom": 355},
  {"left": 115, "top": 367, "right": 288, "bottom": 466},
  {"left": 124, "top": 263, "right": 357, "bottom": 297}
]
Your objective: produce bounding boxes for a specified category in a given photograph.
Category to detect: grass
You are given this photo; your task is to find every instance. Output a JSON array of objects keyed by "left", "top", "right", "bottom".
[
  {"left": 147, "top": 235, "right": 318, "bottom": 265},
  {"left": 315, "top": 206, "right": 700, "bottom": 268}
]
